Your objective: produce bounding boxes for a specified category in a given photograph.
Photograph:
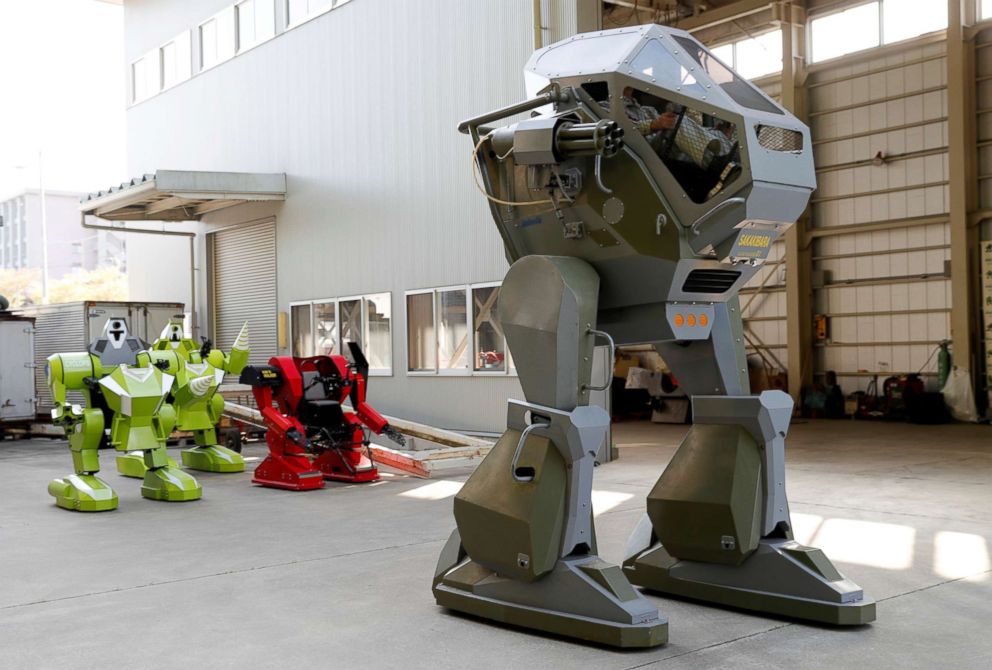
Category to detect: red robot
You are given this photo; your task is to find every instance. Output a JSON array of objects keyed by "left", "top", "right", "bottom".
[{"left": 240, "top": 343, "right": 405, "bottom": 490}]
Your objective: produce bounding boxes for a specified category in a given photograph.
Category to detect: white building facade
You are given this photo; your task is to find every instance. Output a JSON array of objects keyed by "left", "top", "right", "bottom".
[{"left": 120, "top": 0, "right": 598, "bottom": 432}]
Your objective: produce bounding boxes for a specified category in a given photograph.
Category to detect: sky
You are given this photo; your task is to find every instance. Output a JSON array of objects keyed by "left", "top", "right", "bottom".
[{"left": 0, "top": 0, "right": 125, "bottom": 201}]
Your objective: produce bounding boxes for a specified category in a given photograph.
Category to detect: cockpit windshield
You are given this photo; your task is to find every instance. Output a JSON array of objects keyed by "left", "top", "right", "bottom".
[{"left": 673, "top": 36, "right": 783, "bottom": 116}]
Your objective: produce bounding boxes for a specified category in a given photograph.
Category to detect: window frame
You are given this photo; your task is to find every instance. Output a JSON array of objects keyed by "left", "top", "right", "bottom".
[
  {"left": 130, "top": 49, "right": 160, "bottom": 104},
  {"left": 288, "top": 300, "right": 315, "bottom": 358},
  {"left": 159, "top": 30, "right": 192, "bottom": 92},
  {"left": 198, "top": 6, "right": 237, "bottom": 73},
  {"left": 285, "top": 0, "right": 337, "bottom": 30},
  {"left": 403, "top": 282, "right": 516, "bottom": 378},
  {"left": 290, "top": 293, "right": 393, "bottom": 376},
  {"left": 235, "top": 0, "right": 277, "bottom": 54},
  {"left": 808, "top": 0, "right": 949, "bottom": 65}
]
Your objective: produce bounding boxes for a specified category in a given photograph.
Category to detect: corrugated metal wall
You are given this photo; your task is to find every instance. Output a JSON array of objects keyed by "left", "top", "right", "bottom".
[
  {"left": 124, "top": 0, "right": 581, "bottom": 432},
  {"left": 806, "top": 40, "right": 951, "bottom": 391}
]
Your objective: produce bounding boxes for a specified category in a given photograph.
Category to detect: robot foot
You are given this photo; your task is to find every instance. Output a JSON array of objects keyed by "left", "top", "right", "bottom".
[
  {"left": 622, "top": 515, "right": 876, "bottom": 626},
  {"left": 48, "top": 474, "right": 119, "bottom": 512},
  {"left": 181, "top": 445, "right": 246, "bottom": 473},
  {"left": 251, "top": 454, "right": 324, "bottom": 490},
  {"left": 314, "top": 449, "right": 379, "bottom": 483},
  {"left": 141, "top": 466, "right": 203, "bottom": 502},
  {"left": 433, "top": 530, "right": 668, "bottom": 649},
  {"left": 116, "top": 451, "right": 179, "bottom": 478}
]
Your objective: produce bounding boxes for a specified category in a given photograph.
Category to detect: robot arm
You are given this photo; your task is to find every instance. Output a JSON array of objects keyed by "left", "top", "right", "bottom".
[
  {"left": 45, "top": 353, "right": 95, "bottom": 428},
  {"left": 240, "top": 364, "right": 309, "bottom": 449},
  {"left": 349, "top": 371, "right": 406, "bottom": 447}
]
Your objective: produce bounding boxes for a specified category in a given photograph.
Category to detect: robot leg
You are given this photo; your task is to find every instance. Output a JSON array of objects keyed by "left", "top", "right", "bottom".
[
  {"left": 48, "top": 407, "right": 119, "bottom": 512},
  {"left": 180, "top": 395, "right": 246, "bottom": 473},
  {"left": 432, "top": 255, "right": 667, "bottom": 648},
  {"left": 623, "top": 303, "right": 874, "bottom": 625},
  {"left": 113, "top": 404, "right": 202, "bottom": 502}
]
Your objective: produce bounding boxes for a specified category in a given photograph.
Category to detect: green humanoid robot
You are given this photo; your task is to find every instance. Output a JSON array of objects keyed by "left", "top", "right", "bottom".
[
  {"left": 117, "top": 318, "right": 249, "bottom": 476},
  {"left": 47, "top": 317, "right": 202, "bottom": 511}
]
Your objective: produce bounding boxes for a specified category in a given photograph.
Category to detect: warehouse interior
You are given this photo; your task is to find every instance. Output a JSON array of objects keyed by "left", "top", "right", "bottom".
[{"left": 1, "top": 1, "right": 990, "bottom": 668}]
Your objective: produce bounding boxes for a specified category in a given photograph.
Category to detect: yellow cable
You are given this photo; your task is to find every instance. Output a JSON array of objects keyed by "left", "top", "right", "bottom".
[{"left": 471, "top": 134, "right": 553, "bottom": 207}]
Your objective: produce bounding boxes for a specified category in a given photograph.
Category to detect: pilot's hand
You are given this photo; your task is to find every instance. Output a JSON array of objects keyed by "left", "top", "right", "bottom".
[{"left": 650, "top": 112, "right": 678, "bottom": 132}]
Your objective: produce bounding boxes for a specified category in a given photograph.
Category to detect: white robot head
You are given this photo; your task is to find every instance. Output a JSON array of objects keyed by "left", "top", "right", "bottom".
[{"left": 102, "top": 318, "right": 130, "bottom": 350}]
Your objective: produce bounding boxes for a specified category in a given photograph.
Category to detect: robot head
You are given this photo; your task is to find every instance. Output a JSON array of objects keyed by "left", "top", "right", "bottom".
[
  {"left": 102, "top": 318, "right": 130, "bottom": 350},
  {"left": 159, "top": 318, "right": 186, "bottom": 349},
  {"left": 477, "top": 25, "right": 814, "bottom": 267}
]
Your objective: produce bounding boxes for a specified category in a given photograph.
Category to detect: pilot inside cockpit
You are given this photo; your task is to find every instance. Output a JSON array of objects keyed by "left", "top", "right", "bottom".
[{"left": 617, "top": 85, "right": 742, "bottom": 202}]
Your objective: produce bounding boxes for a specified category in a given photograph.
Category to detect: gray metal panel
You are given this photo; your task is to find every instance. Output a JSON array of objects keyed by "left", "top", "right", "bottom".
[
  {"left": 211, "top": 219, "right": 278, "bottom": 365},
  {"left": 0, "top": 317, "right": 36, "bottom": 422}
]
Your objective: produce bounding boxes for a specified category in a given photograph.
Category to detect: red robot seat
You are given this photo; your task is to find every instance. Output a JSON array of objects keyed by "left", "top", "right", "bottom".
[{"left": 241, "top": 344, "right": 405, "bottom": 490}]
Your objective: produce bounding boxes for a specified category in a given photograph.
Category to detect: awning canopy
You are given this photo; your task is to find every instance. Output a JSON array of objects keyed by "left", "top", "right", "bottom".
[{"left": 80, "top": 170, "right": 287, "bottom": 221}]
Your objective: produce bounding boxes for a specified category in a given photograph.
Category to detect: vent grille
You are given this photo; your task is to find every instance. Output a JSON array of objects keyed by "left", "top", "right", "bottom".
[
  {"left": 682, "top": 269, "right": 742, "bottom": 294},
  {"left": 756, "top": 125, "right": 803, "bottom": 152}
]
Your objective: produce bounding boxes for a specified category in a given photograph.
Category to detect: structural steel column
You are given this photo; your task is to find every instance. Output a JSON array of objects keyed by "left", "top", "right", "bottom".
[
  {"left": 947, "top": 0, "right": 979, "bottom": 378},
  {"left": 780, "top": 1, "right": 812, "bottom": 403}
]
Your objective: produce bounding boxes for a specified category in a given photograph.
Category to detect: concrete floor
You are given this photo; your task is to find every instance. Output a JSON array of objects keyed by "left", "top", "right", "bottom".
[{"left": 1, "top": 419, "right": 990, "bottom": 669}]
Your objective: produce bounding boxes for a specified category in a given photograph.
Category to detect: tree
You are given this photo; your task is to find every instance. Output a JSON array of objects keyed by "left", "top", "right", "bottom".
[{"left": 0, "top": 266, "right": 127, "bottom": 308}]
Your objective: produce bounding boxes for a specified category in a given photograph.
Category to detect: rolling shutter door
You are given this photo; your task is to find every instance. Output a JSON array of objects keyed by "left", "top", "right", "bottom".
[{"left": 211, "top": 220, "right": 278, "bottom": 365}]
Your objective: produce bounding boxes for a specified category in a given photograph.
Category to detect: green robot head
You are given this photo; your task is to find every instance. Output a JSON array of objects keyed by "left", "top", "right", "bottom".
[{"left": 153, "top": 317, "right": 197, "bottom": 359}]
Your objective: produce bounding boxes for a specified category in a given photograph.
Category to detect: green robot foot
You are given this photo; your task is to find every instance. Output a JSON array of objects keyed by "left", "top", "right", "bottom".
[
  {"left": 141, "top": 466, "right": 203, "bottom": 502},
  {"left": 181, "top": 445, "right": 245, "bottom": 473},
  {"left": 116, "top": 451, "right": 180, "bottom": 478},
  {"left": 48, "top": 474, "right": 119, "bottom": 512}
]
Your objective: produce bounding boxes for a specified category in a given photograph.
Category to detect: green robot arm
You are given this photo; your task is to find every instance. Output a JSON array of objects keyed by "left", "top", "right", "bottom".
[
  {"left": 46, "top": 352, "right": 96, "bottom": 426},
  {"left": 206, "top": 321, "right": 250, "bottom": 375},
  {"left": 148, "top": 349, "right": 181, "bottom": 376}
]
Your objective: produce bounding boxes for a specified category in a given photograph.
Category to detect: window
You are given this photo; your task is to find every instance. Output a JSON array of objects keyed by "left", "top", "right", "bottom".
[
  {"left": 161, "top": 32, "right": 191, "bottom": 90},
  {"left": 364, "top": 293, "right": 392, "bottom": 371},
  {"left": 237, "top": 0, "right": 276, "bottom": 52},
  {"left": 290, "top": 303, "right": 313, "bottom": 356},
  {"left": 882, "top": 0, "right": 946, "bottom": 44},
  {"left": 200, "top": 6, "right": 236, "bottom": 71},
  {"left": 437, "top": 289, "right": 469, "bottom": 372},
  {"left": 810, "top": 3, "right": 880, "bottom": 62},
  {"left": 406, "top": 292, "right": 436, "bottom": 372},
  {"left": 286, "top": 0, "right": 334, "bottom": 26},
  {"left": 314, "top": 301, "right": 337, "bottom": 355},
  {"left": 985, "top": 0, "right": 992, "bottom": 21},
  {"left": 405, "top": 283, "right": 513, "bottom": 376},
  {"left": 708, "top": 31, "right": 782, "bottom": 81},
  {"left": 472, "top": 286, "right": 505, "bottom": 372},
  {"left": 809, "top": 1, "right": 947, "bottom": 64},
  {"left": 131, "top": 50, "right": 159, "bottom": 103},
  {"left": 290, "top": 294, "right": 392, "bottom": 374}
]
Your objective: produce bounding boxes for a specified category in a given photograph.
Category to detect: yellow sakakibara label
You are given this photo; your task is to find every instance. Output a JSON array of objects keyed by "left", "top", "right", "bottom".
[{"left": 738, "top": 233, "right": 772, "bottom": 248}]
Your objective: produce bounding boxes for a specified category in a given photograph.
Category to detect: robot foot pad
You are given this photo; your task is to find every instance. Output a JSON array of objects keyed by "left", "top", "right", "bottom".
[
  {"left": 623, "top": 521, "right": 875, "bottom": 626},
  {"left": 251, "top": 455, "right": 325, "bottom": 491},
  {"left": 48, "top": 474, "right": 119, "bottom": 512},
  {"left": 181, "top": 445, "right": 246, "bottom": 473},
  {"left": 432, "top": 532, "right": 668, "bottom": 648},
  {"left": 116, "top": 451, "right": 179, "bottom": 479},
  {"left": 141, "top": 466, "right": 203, "bottom": 502}
]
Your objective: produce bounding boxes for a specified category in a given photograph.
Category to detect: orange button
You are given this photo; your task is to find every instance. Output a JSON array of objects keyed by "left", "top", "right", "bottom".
[
  {"left": 674, "top": 314, "right": 685, "bottom": 327},
  {"left": 699, "top": 313, "right": 709, "bottom": 327},
  {"left": 687, "top": 314, "right": 697, "bottom": 327}
]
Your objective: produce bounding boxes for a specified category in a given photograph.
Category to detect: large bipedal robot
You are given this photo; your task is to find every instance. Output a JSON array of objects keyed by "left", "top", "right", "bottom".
[
  {"left": 46, "top": 318, "right": 201, "bottom": 511},
  {"left": 240, "top": 342, "right": 405, "bottom": 489},
  {"left": 117, "top": 318, "right": 249, "bottom": 477},
  {"left": 434, "top": 24, "right": 873, "bottom": 646}
]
